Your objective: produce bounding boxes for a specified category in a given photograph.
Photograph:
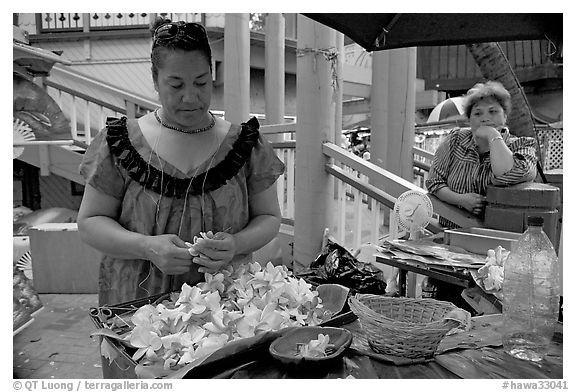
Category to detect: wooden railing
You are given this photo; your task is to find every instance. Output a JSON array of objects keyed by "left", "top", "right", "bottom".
[
  {"left": 260, "top": 123, "right": 296, "bottom": 224},
  {"left": 37, "top": 13, "right": 214, "bottom": 33},
  {"left": 32, "top": 13, "right": 298, "bottom": 40},
  {"left": 322, "top": 142, "right": 485, "bottom": 251},
  {"left": 412, "top": 145, "right": 434, "bottom": 188},
  {"left": 44, "top": 65, "right": 159, "bottom": 144},
  {"left": 258, "top": 124, "right": 482, "bottom": 252},
  {"left": 39, "top": 13, "right": 153, "bottom": 31}
]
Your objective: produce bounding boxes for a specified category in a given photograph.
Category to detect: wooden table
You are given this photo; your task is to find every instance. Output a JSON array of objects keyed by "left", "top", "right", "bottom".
[
  {"left": 374, "top": 254, "right": 475, "bottom": 297},
  {"left": 182, "top": 314, "right": 563, "bottom": 379}
]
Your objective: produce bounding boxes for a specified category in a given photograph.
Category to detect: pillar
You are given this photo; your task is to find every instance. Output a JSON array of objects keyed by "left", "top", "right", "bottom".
[
  {"left": 264, "top": 13, "right": 285, "bottom": 140},
  {"left": 370, "top": 47, "right": 417, "bottom": 196},
  {"left": 293, "top": 15, "right": 337, "bottom": 270},
  {"left": 224, "top": 13, "right": 250, "bottom": 123}
]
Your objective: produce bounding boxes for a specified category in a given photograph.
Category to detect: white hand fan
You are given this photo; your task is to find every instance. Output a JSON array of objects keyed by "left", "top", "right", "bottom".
[
  {"left": 13, "top": 118, "right": 36, "bottom": 159},
  {"left": 386, "top": 190, "right": 433, "bottom": 295},
  {"left": 389, "top": 190, "right": 433, "bottom": 240},
  {"left": 16, "top": 251, "right": 33, "bottom": 280}
]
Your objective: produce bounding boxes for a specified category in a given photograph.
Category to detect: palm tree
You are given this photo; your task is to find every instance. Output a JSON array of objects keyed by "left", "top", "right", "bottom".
[{"left": 466, "top": 42, "right": 544, "bottom": 165}]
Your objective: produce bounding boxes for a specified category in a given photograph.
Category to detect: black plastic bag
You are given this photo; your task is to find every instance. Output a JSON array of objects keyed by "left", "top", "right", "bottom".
[{"left": 298, "top": 237, "right": 387, "bottom": 295}]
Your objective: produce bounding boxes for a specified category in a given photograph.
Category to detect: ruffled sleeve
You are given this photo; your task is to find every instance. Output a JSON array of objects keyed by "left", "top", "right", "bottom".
[
  {"left": 79, "top": 126, "right": 126, "bottom": 200},
  {"left": 245, "top": 124, "right": 286, "bottom": 195}
]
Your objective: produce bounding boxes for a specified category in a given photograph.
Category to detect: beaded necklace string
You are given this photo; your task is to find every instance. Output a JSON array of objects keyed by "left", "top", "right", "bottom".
[{"left": 154, "top": 108, "right": 215, "bottom": 134}]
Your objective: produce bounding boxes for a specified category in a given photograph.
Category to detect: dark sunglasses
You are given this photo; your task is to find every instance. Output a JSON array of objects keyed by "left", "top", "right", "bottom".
[{"left": 153, "top": 21, "right": 209, "bottom": 46}]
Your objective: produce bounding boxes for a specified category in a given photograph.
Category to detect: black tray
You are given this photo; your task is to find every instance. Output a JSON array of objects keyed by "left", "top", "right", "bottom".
[{"left": 89, "top": 291, "right": 357, "bottom": 378}]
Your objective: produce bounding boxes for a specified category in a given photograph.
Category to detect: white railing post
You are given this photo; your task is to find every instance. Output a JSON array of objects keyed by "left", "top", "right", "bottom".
[
  {"left": 352, "top": 184, "right": 362, "bottom": 251},
  {"left": 286, "top": 147, "right": 295, "bottom": 219},
  {"left": 98, "top": 106, "right": 106, "bottom": 131},
  {"left": 370, "top": 199, "right": 381, "bottom": 245},
  {"left": 276, "top": 152, "right": 286, "bottom": 216},
  {"left": 83, "top": 100, "right": 90, "bottom": 142},
  {"left": 70, "top": 95, "right": 78, "bottom": 140},
  {"left": 337, "top": 179, "right": 346, "bottom": 245}
]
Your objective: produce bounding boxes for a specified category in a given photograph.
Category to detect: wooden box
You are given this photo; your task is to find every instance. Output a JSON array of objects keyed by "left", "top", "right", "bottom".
[
  {"left": 28, "top": 223, "right": 101, "bottom": 293},
  {"left": 444, "top": 227, "right": 521, "bottom": 255}
]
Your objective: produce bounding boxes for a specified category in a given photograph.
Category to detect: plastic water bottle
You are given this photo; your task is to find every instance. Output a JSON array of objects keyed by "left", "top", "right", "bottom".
[{"left": 502, "top": 216, "right": 560, "bottom": 362}]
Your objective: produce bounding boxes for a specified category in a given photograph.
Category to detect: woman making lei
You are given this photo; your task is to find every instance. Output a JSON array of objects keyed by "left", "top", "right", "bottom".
[
  {"left": 78, "top": 18, "right": 285, "bottom": 306},
  {"left": 426, "top": 80, "right": 538, "bottom": 229}
]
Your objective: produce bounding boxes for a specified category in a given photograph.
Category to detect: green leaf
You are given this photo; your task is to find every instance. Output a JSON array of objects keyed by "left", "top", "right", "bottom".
[
  {"left": 100, "top": 339, "right": 119, "bottom": 365},
  {"left": 91, "top": 328, "right": 135, "bottom": 347},
  {"left": 135, "top": 362, "right": 172, "bottom": 379}
]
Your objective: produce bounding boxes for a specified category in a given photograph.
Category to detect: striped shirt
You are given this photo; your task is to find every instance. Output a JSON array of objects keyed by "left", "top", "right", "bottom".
[{"left": 425, "top": 127, "right": 537, "bottom": 228}]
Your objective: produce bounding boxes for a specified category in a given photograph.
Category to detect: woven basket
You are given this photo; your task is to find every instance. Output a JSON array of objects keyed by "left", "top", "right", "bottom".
[{"left": 348, "top": 294, "right": 464, "bottom": 359}]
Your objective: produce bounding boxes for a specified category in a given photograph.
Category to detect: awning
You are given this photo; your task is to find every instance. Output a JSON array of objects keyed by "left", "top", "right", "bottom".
[{"left": 302, "top": 14, "right": 562, "bottom": 52}]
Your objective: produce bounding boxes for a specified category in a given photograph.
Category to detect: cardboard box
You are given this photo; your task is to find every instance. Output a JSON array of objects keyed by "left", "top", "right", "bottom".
[
  {"left": 444, "top": 227, "right": 521, "bottom": 255},
  {"left": 28, "top": 223, "right": 101, "bottom": 293}
]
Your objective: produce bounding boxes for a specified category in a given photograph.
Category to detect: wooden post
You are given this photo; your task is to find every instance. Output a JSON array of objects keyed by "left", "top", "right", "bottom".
[
  {"left": 284, "top": 13, "right": 297, "bottom": 40},
  {"left": 371, "top": 48, "right": 418, "bottom": 296},
  {"left": 293, "top": 15, "right": 337, "bottom": 270},
  {"left": 332, "top": 32, "right": 345, "bottom": 235},
  {"left": 370, "top": 47, "right": 417, "bottom": 194},
  {"left": 390, "top": 47, "right": 417, "bottom": 184},
  {"left": 82, "top": 13, "right": 91, "bottom": 60},
  {"left": 370, "top": 50, "right": 390, "bottom": 197},
  {"left": 370, "top": 51, "right": 388, "bottom": 158},
  {"left": 224, "top": 13, "right": 250, "bottom": 124},
  {"left": 334, "top": 33, "right": 344, "bottom": 142},
  {"left": 264, "top": 13, "right": 285, "bottom": 141}
]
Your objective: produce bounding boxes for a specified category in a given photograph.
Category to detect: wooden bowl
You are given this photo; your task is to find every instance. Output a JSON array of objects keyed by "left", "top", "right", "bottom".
[{"left": 269, "top": 326, "right": 352, "bottom": 370}]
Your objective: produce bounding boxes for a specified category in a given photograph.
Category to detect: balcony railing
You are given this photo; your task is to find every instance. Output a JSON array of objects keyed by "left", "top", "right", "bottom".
[
  {"left": 32, "top": 13, "right": 297, "bottom": 40},
  {"left": 37, "top": 13, "right": 205, "bottom": 32}
]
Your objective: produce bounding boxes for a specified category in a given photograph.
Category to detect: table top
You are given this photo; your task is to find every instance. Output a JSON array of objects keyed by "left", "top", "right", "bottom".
[
  {"left": 183, "top": 314, "right": 563, "bottom": 379},
  {"left": 375, "top": 254, "right": 475, "bottom": 287}
]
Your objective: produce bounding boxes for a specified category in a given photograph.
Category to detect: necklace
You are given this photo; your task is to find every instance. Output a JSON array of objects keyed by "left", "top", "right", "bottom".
[{"left": 154, "top": 108, "right": 215, "bottom": 134}]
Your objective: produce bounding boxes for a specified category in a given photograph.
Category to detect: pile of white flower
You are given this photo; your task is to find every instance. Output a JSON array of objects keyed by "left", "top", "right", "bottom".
[
  {"left": 476, "top": 246, "right": 509, "bottom": 291},
  {"left": 115, "top": 262, "right": 327, "bottom": 374}
]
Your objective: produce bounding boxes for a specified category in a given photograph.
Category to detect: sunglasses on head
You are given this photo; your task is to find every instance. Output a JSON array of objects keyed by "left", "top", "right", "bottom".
[{"left": 153, "top": 21, "right": 209, "bottom": 46}]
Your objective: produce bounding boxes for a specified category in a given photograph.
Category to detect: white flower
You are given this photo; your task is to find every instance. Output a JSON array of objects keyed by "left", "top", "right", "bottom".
[
  {"left": 300, "top": 334, "right": 330, "bottom": 358},
  {"left": 130, "top": 326, "right": 163, "bottom": 362},
  {"left": 126, "top": 261, "right": 329, "bottom": 374}
]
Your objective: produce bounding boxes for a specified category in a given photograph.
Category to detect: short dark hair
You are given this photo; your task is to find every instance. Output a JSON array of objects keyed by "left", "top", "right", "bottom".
[
  {"left": 150, "top": 17, "right": 212, "bottom": 83},
  {"left": 463, "top": 80, "right": 512, "bottom": 118}
]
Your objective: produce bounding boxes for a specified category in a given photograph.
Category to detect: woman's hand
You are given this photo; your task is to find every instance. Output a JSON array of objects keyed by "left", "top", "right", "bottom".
[
  {"left": 459, "top": 192, "right": 487, "bottom": 215},
  {"left": 143, "top": 234, "right": 193, "bottom": 275},
  {"left": 191, "top": 232, "right": 237, "bottom": 273},
  {"left": 474, "top": 125, "right": 502, "bottom": 143}
]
